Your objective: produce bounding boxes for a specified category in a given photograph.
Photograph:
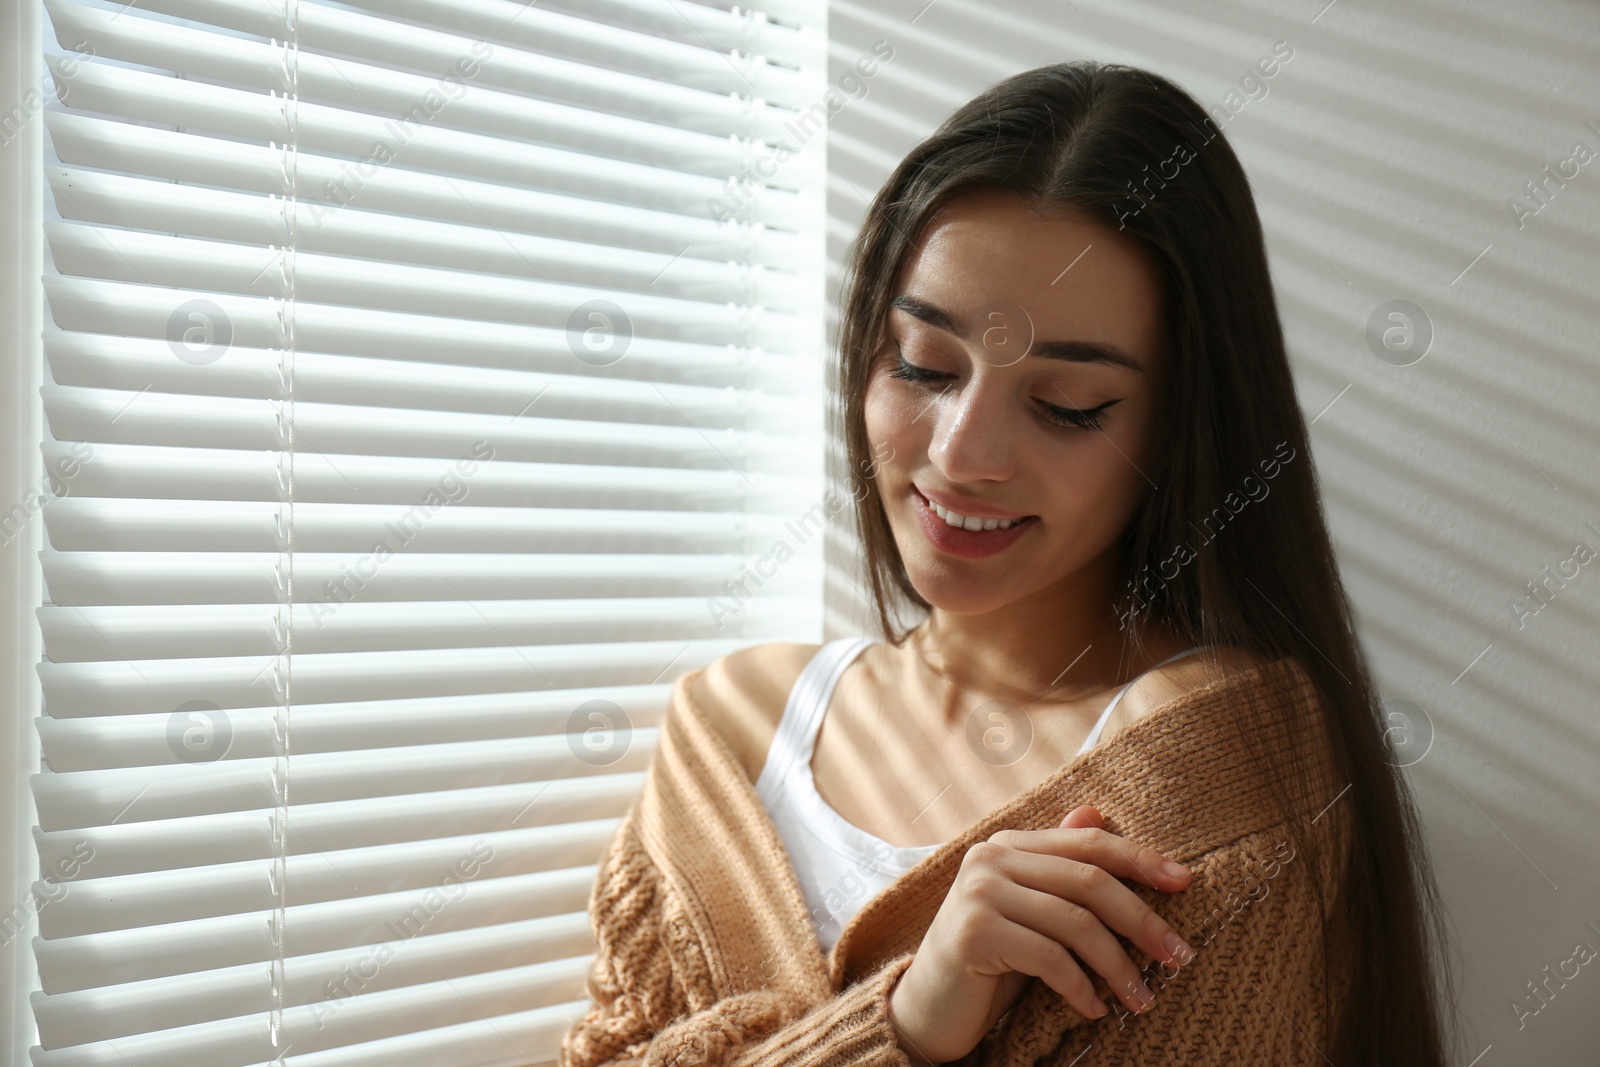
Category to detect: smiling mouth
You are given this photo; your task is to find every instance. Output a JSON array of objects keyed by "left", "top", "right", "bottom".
[{"left": 915, "top": 488, "right": 1038, "bottom": 532}]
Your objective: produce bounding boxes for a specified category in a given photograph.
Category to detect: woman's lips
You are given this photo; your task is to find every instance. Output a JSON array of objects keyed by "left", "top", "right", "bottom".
[
  {"left": 912, "top": 488, "right": 1038, "bottom": 560},
  {"left": 914, "top": 484, "right": 1035, "bottom": 522}
]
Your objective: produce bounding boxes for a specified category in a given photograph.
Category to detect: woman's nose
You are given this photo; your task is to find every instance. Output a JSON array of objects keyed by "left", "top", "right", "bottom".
[{"left": 925, "top": 375, "right": 1020, "bottom": 483}]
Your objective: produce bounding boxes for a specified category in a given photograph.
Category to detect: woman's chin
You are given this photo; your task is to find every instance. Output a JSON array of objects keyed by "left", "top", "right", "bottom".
[{"left": 903, "top": 561, "right": 1019, "bottom": 614}]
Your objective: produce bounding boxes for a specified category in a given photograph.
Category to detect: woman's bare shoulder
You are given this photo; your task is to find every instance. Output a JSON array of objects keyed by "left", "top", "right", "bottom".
[
  {"left": 1115, "top": 644, "right": 1277, "bottom": 725},
  {"left": 683, "top": 641, "right": 824, "bottom": 782}
]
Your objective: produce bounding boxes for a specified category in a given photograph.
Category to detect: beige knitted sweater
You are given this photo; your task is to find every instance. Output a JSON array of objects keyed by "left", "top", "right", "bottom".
[{"left": 558, "top": 652, "right": 1354, "bottom": 1067}]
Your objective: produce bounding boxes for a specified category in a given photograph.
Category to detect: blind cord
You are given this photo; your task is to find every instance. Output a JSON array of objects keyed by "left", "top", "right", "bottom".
[{"left": 269, "top": 3, "right": 300, "bottom": 1060}]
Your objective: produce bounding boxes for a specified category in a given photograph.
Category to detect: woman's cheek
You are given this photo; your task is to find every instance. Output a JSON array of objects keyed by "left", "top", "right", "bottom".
[
  {"left": 1093, "top": 419, "right": 1157, "bottom": 524},
  {"left": 863, "top": 376, "right": 920, "bottom": 445}
]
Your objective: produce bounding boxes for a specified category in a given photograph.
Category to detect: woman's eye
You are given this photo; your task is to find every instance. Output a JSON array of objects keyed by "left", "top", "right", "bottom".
[
  {"left": 884, "top": 346, "right": 947, "bottom": 385},
  {"left": 885, "top": 346, "right": 1119, "bottom": 432}
]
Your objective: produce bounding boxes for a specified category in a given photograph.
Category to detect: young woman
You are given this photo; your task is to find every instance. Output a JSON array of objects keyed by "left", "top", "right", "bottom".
[{"left": 561, "top": 61, "right": 1457, "bottom": 1067}]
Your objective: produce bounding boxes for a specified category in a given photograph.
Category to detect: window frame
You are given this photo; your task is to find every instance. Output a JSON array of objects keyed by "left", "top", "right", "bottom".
[{"left": 1, "top": 0, "right": 46, "bottom": 1058}]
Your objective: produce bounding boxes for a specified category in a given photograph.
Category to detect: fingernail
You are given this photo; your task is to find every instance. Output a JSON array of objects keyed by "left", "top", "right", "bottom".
[
  {"left": 1162, "top": 860, "right": 1188, "bottom": 879},
  {"left": 1164, "top": 930, "right": 1195, "bottom": 965},
  {"left": 1090, "top": 995, "right": 1109, "bottom": 1018},
  {"left": 1132, "top": 981, "right": 1155, "bottom": 1010}
]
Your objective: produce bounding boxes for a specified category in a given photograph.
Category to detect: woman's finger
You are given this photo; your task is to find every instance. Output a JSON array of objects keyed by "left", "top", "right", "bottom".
[
  {"left": 996, "top": 825, "right": 1192, "bottom": 892},
  {"left": 977, "top": 840, "right": 1196, "bottom": 969},
  {"left": 979, "top": 909, "right": 1110, "bottom": 1019},
  {"left": 988, "top": 878, "right": 1160, "bottom": 1014},
  {"left": 1060, "top": 804, "right": 1103, "bottom": 830}
]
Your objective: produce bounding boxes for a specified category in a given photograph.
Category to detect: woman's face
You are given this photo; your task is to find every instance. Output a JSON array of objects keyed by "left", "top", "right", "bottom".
[{"left": 863, "top": 189, "right": 1170, "bottom": 616}]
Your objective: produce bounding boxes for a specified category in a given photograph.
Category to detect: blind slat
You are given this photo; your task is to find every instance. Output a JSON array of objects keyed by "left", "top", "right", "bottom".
[
  {"left": 42, "top": 385, "right": 817, "bottom": 460},
  {"left": 41, "top": 498, "right": 814, "bottom": 553},
  {"left": 237, "top": 1002, "right": 585, "bottom": 1067},
  {"left": 34, "top": 868, "right": 596, "bottom": 992},
  {"left": 34, "top": 917, "right": 588, "bottom": 1047},
  {"left": 44, "top": 276, "right": 800, "bottom": 374},
  {"left": 38, "top": 440, "right": 821, "bottom": 505},
  {"left": 35, "top": 775, "right": 642, "bottom": 875},
  {"left": 46, "top": 111, "right": 811, "bottom": 252},
  {"left": 47, "top": 0, "right": 816, "bottom": 163},
  {"left": 47, "top": 170, "right": 808, "bottom": 311},
  {"left": 37, "top": 595, "right": 813, "bottom": 661},
  {"left": 43, "top": 331, "right": 810, "bottom": 412},
  {"left": 44, "top": 224, "right": 806, "bottom": 351},
  {"left": 333, "top": 0, "right": 820, "bottom": 91},
  {"left": 41, "top": 551, "right": 789, "bottom": 605},
  {"left": 34, "top": 732, "right": 660, "bottom": 831},
  {"left": 36, "top": 639, "right": 786, "bottom": 718},
  {"left": 48, "top": 57, "right": 810, "bottom": 217},
  {"left": 38, "top": 821, "right": 614, "bottom": 938},
  {"left": 35, "top": 958, "right": 588, "bottom": 1064}
]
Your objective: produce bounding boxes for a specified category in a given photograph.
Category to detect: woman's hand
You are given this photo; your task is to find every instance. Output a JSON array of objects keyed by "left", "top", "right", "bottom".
[{"left": 885, "top": 804, "right": 1196, "bottom": 1066}]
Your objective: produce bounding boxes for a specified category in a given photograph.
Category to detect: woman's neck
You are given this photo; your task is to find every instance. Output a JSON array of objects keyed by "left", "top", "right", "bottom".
[{"left": 905, "top": 604, "right": 1193, "bottom": 730}]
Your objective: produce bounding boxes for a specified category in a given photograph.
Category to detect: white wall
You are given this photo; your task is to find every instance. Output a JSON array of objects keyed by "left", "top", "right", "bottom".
[{"left": 822, "top": 0, "right": 1600, "bottom": 1060}]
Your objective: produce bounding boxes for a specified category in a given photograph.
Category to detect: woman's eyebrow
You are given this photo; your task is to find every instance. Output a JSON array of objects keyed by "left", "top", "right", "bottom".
[{"left": 889, "top": 293, "right": 1145, "bottom": 373}]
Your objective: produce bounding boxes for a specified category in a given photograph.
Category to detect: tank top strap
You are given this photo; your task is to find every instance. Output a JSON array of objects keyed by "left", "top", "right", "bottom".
[
  {"left": 1075, "top": 644, "right": 1213, "bottom": 757},
  {"left": 755, "top": 636, "right": 874, "bottom": 796}
]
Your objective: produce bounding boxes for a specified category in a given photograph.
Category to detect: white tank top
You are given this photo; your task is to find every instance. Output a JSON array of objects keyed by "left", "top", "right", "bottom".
[{"left": 754, "top": 636, "right": 1211, "bottom": 954}]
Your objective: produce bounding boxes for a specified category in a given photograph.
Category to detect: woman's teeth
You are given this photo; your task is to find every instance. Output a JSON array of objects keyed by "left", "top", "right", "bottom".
[{"left": 923, "top": 494, "right": 1033, "bottom": 532}]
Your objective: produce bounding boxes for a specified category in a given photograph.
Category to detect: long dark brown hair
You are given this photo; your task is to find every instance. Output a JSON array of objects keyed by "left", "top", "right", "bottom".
[{"left": 830, "top": 60, "right": 1457, "bottom": 1064}]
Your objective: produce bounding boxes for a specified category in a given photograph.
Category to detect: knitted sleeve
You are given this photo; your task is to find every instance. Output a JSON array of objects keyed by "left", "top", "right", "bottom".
[
  {"left": 558, "top": 811, "right": 690, "bottom": 1067},
  {"left": 558, "top": 812, "right": 918, "bottom": 1067},
  {"left": 1005, "top": 811, "right": 1354, "bottom": 1067}
]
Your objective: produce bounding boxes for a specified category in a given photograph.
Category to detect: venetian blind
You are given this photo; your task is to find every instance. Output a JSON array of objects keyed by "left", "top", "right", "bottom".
[{"left": 28, "top": 0, "right": 827, "bottom": 1062}]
